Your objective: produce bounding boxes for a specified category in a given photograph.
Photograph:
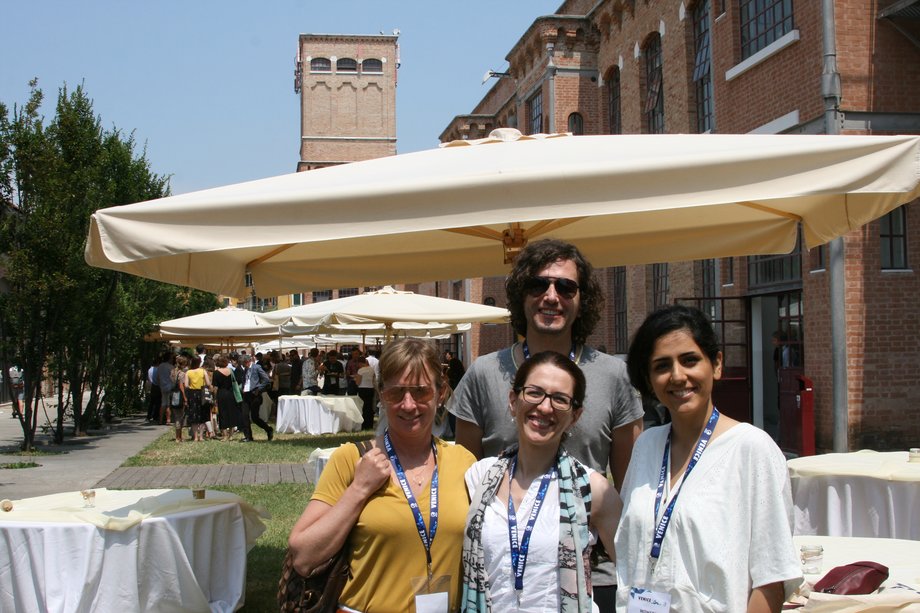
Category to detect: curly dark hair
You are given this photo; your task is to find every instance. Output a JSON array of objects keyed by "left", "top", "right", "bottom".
[{"left": 505, "top": 238, "right": 604, "bottom": 345}]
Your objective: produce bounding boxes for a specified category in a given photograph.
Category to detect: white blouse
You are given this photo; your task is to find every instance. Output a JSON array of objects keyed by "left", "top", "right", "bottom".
[{"left": 465, "top": 457, "right": 599, "bottom": 613}]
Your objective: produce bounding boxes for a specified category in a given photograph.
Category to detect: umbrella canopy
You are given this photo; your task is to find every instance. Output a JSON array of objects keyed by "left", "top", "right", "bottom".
[
  {"left": 156, "top": 307, "right": 280, "bottom": 341},
  {"left": 257, "top": 286, "right": 509, "bottom": 334},
  {"left": 85, "top": 130, "right": 920, "bottom": 298}
]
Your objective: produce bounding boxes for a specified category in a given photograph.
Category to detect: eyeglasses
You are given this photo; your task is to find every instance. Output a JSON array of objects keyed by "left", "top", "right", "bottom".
[
  {"left": 516, "top": 385, "right": 578, "bottom": 411},
  {"left": 523, "top": 276, "right": 580, "bottom": 299},
  {"left": 380, "top": 385, "right": 435, "bottom": 404}
]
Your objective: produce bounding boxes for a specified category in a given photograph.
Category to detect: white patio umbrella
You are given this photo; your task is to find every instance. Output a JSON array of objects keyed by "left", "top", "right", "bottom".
[
  {"left": 257, "top": 286, "right": 509, "bottom": 335},
  {"left": 85, "top": 130, "right": 920, "bottom": 298},
  {"left": 155, "top": 307, "right": 280, "bottom": 343}
]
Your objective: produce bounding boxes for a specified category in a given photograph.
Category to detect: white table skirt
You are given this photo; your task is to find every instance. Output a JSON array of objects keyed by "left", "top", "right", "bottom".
[
  {"left": 0, "top": 488, "right": 267, "bottom": 613},
  {"left": 276, "top": 395, "right": 363, "bottom": 435},
  {"left": 788, "top": 450, "right": 920, "bottom": 539},
  {"left": 791, "top": 535, "right": 920, "bottom": 611},
  {"left": 305, "top": 447, "right": 337, "bottom": 484}
]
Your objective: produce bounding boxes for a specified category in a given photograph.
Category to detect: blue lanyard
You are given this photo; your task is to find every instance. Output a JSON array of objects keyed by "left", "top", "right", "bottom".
[
  {"left": 384, "top": 431, "right": 439, "bottom": 578},
  {"left": 650, "top": 407, "right": 720, "bottom": 560},
  {"left": 522, "top": 340, "right": 576, "bottom": 362},
  {"left": 507, "top": 454, "right": 555, "bottom": 591}
]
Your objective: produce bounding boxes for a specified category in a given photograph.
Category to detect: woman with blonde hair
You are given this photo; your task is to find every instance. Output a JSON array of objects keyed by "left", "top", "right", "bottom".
[{"left": 288, "top": 338, "right": 476, "bottom": 612}]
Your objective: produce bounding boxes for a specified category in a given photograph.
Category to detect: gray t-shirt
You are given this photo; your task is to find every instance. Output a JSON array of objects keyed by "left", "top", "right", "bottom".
[{"left": 448, "top": 345, "right": 643, "bottom": 473}]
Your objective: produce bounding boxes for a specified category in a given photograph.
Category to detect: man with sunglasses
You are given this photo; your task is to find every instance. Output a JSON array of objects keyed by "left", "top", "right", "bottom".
[{"left": 449, "top": 238, "right": 644, "bottom": 612}]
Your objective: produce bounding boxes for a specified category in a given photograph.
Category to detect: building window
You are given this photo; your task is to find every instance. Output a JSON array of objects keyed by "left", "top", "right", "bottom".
[
  {"left": 292, "top": 293, "right": 303, "bottom": 306},
  {"left": 652, "top": 263, "right": 670, "bottom": 308},
  {"left": 364, "top": 286, "right": 381, "bottom": 293},
  {"left": 568, "top": 112, "right": 584, "bottom": 135},
  {"left": 338, "top": 287, "right": 359, "bottom": 298},
  {"left": 700, "top": 258, "right": 718, "bottom": 320},
  {"left": 337, "top": 58, "right": 358, "bottom": 73},
  {"left": 880, "top": 206, "right": 908, "bottom": 269},
  {"left": 723, "top": 257, "right": 734, "bottom": 285},
  {"left": 644, "top": 33, "right": 665, "bottom": 134},
  {"left": 740, "top": 0, "right": 794, "bottom": 60},
  {"left": 361, "top": 58, "right": 383, "bottom": 73},
  {"left": 312, "top": 289, "right": 332, "bottom": 302},
  {"left": 692, "top": 0, "right": 713, "bottom": 133},
  {"left": 310, "top": 57, "right": 331, "bottom": 72},
  {"left": 611, "top": 266, "right": 628, "bottom": 354},
  {"left": 749, "top": 230, "right": 802, "bottom": 288},
  {"left": 608, "top": 67, "right": 621, "bottom": 134},
  {"left": 528, "top": 90, "right": 543, "bottom": 135},
  {"left": 810, "top": 245, "right": 826, "bottom": 271}
]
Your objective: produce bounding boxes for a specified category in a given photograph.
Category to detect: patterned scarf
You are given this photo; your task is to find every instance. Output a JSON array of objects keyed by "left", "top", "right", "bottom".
[{"left": 461, "top": 446, "right": 593, "bottom": 612}]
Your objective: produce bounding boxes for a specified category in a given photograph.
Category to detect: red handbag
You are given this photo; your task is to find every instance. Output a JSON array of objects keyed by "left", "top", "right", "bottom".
[{"left": 813, "top": 561, "right": 889, "bottom": 595}]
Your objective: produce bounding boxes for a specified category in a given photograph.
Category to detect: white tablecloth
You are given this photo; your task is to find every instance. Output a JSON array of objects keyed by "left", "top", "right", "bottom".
[
  {"left": 0, "top": 488, "right": 267, "bottom": 613},
  {"left": 276, "top": 395, "right": 363, "bottom": 435},
  {"left": 305, "top": 447, "right": 337, "bottom": 484},
  {"left": 788, "top": 450, "right": 920, "bottom": 539},
  {"left": 790, "top": 535, "right": 920, "bottom": 611}
]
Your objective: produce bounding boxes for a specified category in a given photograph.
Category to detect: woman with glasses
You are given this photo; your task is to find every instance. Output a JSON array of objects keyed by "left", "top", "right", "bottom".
[
  {"left": 461, "top": 351, "right": 621, "bottom": 612},
  {"left": 288, "top": 338, "right": 476, "bottom": 612},
  {"left": 617, "top": 305, "right": 800, "bottom": 612}
]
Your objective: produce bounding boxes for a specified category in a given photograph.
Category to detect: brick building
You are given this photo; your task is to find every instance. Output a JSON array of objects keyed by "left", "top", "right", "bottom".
[
  {"left": 440, "top": 0, "right": 920, "bottom": 452},
  {"left": 295, "top": 33, "right": 399, "bottom": 172}
]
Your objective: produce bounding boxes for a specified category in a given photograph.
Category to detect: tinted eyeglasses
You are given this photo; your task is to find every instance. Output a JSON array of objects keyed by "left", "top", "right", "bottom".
[
  {"left": 523, "top": 276, "right": 580, "bottom": 299},
  {"left": 516, "top": 385, "right": 579, "bottom": 412},
  {"left": 380, "top": 385, "right": 435, "bottom": 404}
]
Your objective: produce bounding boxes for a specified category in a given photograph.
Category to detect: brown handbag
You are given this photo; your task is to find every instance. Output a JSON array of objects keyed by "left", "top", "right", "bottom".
[
  {"left": 813, "top": 561, "right": 889, "bottom": 595},
  {"left": 278, "top": 440, "right": 374, "bottom": 613}
]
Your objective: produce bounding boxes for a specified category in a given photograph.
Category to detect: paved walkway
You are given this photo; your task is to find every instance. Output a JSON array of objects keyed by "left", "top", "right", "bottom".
[{"left": 0, "top": 401, "right": 311, "bottom": 499}]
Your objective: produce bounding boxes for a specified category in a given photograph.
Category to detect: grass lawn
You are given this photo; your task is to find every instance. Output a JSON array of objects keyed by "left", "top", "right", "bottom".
[{"left": 121, "top": 426, "right": 373, "bottom": 611}]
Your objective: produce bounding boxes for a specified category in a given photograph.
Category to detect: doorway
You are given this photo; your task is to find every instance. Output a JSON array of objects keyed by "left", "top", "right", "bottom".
[{"left": 751, "top": 291, "right": 803, "bottom": 441}]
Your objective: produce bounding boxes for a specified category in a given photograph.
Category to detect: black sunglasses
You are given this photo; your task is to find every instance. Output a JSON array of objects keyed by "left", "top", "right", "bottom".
[{"left": 523, "top": 276, "right": 580, "bottom": 299}]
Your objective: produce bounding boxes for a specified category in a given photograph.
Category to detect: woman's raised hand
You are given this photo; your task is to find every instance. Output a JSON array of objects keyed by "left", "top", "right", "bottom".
[{"left": 352, "top": 447, "right": 391, "bottom": 497}]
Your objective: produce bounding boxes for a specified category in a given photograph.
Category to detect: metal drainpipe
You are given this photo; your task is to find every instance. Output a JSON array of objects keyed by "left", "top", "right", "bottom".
[
  {"left": 546, "top": 42, "right": 556, "bottom": 132},
  {"left": 822, "top": 0, "right": 848, "bottom": 452}
]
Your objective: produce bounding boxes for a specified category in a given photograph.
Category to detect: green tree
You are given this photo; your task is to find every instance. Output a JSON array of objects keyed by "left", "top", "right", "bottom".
[{"left": 0, "top": 81, "right": 217, "bottom": 450}]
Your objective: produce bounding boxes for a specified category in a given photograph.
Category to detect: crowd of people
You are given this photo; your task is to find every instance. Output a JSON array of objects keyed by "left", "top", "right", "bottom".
[
  {"left": 287, "top": 239, "right": 802, "bottom": 613},
  {"left": 145, "top": 344, "right": 388, "bottom": 442}
]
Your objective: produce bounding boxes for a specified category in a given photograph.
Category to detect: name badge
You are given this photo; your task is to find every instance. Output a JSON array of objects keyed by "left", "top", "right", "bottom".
[
  {"left": 415, "top": 592, "right": 448, "bottom": 613},
  {"left": 626, "top": 587, "right": 671, "bottom": 613}
]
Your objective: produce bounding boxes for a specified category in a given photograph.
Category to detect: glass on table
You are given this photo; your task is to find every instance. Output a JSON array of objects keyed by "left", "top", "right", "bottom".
[
  {"left": 800, "top": 544, "right": 824, "bottom": 575},
  {"left": 80, "top": 489, "right": 96, "bottom": 508}
]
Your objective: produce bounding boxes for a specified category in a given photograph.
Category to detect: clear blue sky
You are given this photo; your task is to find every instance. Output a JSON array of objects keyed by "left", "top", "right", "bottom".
[{"left": 1, "top": 1, "right": 561, "bottom": 195}]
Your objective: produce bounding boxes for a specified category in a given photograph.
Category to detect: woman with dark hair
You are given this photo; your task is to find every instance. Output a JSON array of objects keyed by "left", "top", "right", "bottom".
[
  {"left": 461, "top": 351, "right": 620, "bottom": 612},
  {"left": 618, "top": 305, "right": 800, "bottom": 612},
  {"left": 288, "top": 338, "right": 476, "bottom": 612},
  {"left": 213, "top": 354, "right": 244, "bottom": 442}
]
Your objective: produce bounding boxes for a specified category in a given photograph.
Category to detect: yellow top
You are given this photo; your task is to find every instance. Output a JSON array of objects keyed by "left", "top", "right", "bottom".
[
  {"left": 312, "top": 438, "right": 475, "bottom": 612},
  {"left": 185, "top": 368, "right": 207, "bottom": 390}
]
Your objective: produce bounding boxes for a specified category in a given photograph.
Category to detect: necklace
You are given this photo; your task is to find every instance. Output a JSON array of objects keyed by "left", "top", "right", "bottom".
[{"left": 409, "top": 457, "right": 429, "bottom": 486}]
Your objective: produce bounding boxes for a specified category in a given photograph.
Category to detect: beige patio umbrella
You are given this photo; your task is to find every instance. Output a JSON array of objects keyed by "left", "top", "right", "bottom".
[
  {"left": 85, "top": 130, "right": 920, "bottom": 297},
  {"left": 257, "top": 286, "right": 509, "bottom": 336},
  {"left": 154, "top": 307, "right": 281, "bottom": 343}
]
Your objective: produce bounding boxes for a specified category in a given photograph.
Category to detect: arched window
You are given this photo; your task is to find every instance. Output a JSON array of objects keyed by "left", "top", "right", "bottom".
[
  {"left": 362, "top": 58, "right": 383, "bottom": 73},
  {"left": 644, "top": 33, "right": 664, "bottom": 134},
  {"left": 607, "top": 67, "right": 621, "bottom": 134},
  {"left": 568, "top": 112, "right": 584, "bottom": 135},
  {"left": 337, "top": 58, "right": 357, "bottom": 73},
  {"left": 310, "top": 57, "right": 331, "bottom": 72}
]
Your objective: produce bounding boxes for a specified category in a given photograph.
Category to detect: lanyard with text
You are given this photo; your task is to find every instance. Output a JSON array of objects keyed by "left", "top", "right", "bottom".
[
  {"left": 650, "top": 406, "right": 720, "bottom": 560},
  {"left": 507, "top": 454, "right": 556, "bottom": 591},
  {"left": 384, "top": 431, "right": 439, "bottom": 579},
  {"left": 522, "top": 340, "right": 577, "bottom": 362}
]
